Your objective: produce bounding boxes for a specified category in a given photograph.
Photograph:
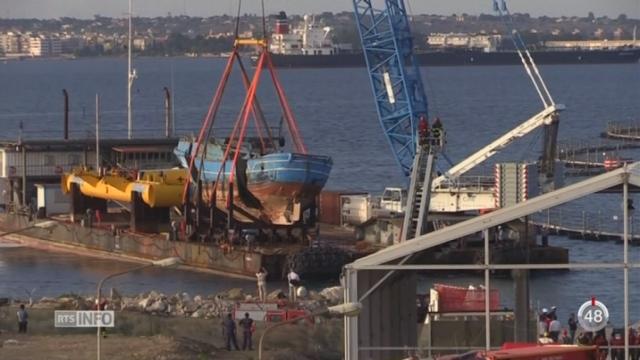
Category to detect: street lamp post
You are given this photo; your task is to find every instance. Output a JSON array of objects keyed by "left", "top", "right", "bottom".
[
  {"left": 127, "top": 0, "right": 136, "bottom": 139},
  {"left": 258, "top": 302, "right": 362, "bottom": 360},
  {"left": 96, "top": 257, "right": 181, "bottom": 360}
]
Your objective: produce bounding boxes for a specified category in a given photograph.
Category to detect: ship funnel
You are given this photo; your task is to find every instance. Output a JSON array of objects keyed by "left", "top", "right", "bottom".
[{"left": 275, "top": 11, "right": 289, "bottom": 34}]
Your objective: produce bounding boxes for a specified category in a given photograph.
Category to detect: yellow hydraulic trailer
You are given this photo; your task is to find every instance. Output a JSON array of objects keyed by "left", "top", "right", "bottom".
[{"left": 61, "top": 168, "right": 188, "bottom": 208}]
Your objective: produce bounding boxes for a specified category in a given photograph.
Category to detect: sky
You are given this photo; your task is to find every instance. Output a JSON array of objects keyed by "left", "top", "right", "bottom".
[{"left": 0, "top": 0, "right": 638, "bottom": 19}]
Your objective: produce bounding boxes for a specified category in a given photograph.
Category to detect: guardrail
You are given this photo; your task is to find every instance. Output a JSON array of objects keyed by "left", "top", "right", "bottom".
[
  {"left": 0, "top": 126, "right": 285, "bottom": 142},
  {"left": 533, "top": 208, "right": 640, "bottom": 239},
  {"left": 435, "top": 175, "right": 495, "bottom": 192},
  {"left": 606, "top": 121, "right": 640, "bottom": 138}
]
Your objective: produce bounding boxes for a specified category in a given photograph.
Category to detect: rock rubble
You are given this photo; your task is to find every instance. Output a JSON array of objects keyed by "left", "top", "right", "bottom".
[{"left": 11, "top": 285, "right": 345, "bottom": 320}]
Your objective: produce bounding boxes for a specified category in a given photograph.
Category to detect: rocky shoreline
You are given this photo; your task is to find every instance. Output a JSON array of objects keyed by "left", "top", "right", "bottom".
[{"left": 6, "top": 286, "right": 344, "bottom": 320}]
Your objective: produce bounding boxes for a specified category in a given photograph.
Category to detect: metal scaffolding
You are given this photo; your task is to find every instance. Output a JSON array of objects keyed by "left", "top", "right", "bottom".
[{"left": 344, "top": 163, "right": 640, "bottom": 359}]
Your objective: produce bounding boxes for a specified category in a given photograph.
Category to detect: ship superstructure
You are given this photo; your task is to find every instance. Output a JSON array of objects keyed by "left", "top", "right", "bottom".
[{"left": 269, "top": 12, "right": 349, "bottom": 56}]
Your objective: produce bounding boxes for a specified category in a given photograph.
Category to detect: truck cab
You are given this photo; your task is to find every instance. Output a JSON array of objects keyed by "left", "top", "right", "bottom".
[{"left": 380, "top": 187, "right": 406, "bottom": 214}]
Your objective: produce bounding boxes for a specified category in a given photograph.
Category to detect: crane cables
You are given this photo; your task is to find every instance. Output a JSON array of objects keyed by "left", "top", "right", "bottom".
[{"left": 493, "top": 0, "right": 555, "bottom": 108}]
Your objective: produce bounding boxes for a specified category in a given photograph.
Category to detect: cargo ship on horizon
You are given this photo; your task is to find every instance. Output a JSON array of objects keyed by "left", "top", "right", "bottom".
[
  {"left": 257, "top": 12, "right": 640, "bottom": 68},
  {"left": 266, "top": 48, "right": 640, "bottom": 67}
]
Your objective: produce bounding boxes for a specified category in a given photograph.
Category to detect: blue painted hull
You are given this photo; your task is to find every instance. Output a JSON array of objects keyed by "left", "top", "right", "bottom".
[{"left": 175, "top": 140, "right": 332, "bottom": 225}]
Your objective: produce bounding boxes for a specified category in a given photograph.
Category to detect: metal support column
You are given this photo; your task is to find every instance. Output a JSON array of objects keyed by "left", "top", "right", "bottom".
[
  {"left": 164, "top": 87, "right": 172, "bottom": 138},
  {"left": 63, "top": 89, "right": 69, "bottom": 140},
  {"left": 514, "top": 215, "right": 531, "bottom": 342},
  {"left": 127, "top": 0, "right": 135, "bottom": 139},
  {"left": 95, "top": 94, "right": 100, "bottom": 171},
  {"left": 21, "top": 145, "right": 26, "bottom": 206},
  {"left": 513, "top": 268, "right": 529, "bottom": 341},
  {"left": 344, "top": 266, "right": 358, "bottom": 360},
  {"left": 484, "top": 228, "right": 491, "bottom": 352},
  {"left": 623, "top": 176, "right": 630, "bottom": 360}
]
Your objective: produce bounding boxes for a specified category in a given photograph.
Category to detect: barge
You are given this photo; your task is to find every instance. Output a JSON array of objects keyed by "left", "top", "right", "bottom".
[{"left": 0, "top": 212, "right": 336, "bottom": 279}]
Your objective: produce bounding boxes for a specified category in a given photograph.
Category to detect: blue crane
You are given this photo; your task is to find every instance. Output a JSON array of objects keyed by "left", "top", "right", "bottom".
[
  {"left": 352, "top": 0, "right": 429, "bottom": 176},
  {"left": 353, "top": 0, "right": 441, "bottom": 241}
]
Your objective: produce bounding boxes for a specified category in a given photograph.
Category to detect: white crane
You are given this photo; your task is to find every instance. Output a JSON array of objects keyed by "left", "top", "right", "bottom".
[{"left": 432, "top": 0, "right": 563, "bottom": 191}]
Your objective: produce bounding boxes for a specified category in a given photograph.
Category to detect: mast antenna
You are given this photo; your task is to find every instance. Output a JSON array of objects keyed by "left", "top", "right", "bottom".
[
  {"left": 261, "top": 0, "right": 267, "bottom": 41},
  {"left": 234, "top": 0, "right": 242, "bottom": 39},
  {"left": 127, "top": 0, "right": 137, "bottom": 139}
]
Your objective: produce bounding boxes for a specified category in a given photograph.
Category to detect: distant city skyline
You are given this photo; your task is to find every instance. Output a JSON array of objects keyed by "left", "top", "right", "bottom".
[{"left": 0, "top": 0, "right": 638, "bottom": 19}]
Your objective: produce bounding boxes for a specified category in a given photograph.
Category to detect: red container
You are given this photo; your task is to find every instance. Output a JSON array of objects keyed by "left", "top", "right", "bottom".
[
  {"left": 434, "top": 284, "right": 500, "bottom": 312},
  {"left": 286, "top": 309, "right": 313, "bottom": 324},
  {"left": 265, "top": 310, "right": 287, "bottom": 323},
  {"left": 318, "top": 190, "right": 369, "bottom": 225},
  {"left": 318, "top": 191, "right": 342, "bottom": 225}
]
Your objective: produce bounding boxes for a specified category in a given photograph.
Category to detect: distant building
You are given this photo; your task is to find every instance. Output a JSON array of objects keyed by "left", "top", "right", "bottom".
[
  {"left": 19, "top": 35, "right": 30, "bottom": 54},
  {"left": 594, "top": 28, "right": 605, "bottom": 39},
  {"left": 427, "top": 33, "right": 503, "bottom": 52},
  {"left": 0, "top": 32, "right": 25, "bottom": 54},
  {"left": 51, "top": 36, "right": 61, "bottom": 56},
  {"left": 29, "top": 36, "right": 48, "bottom": 56},
  {"left": 60, "top": 36, "right": 83, "bottom": 53},
  {"left": 29, "top": 35, "right": 61, "bottom": 57},
  {"left": 133, "top": 37, "right": 147, "bottom": 51}
]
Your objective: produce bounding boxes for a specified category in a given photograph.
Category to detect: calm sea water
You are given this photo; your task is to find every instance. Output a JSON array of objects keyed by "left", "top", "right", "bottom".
[{"left": 0, "top": 58, "right": 639, "bottom": 324}]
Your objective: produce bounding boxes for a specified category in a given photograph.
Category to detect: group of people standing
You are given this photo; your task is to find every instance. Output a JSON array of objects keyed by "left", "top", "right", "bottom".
[
  {"left": 222, "top": 312, "right": 255, "bottom": 351},
  {"left": 577, "top": 326, "right": 640, "bottom": 360},
  {"left": 418, "top": 115, "right": 444, "bottom": 147},
  {"left": 221, "top": 266, "right": 302, "bottom": 352},
  {"left": 255, "top": 267, "right": 302, "bottom": 303},
  {"left": 537, "top": 307, "right": 577, "bottom": 344},
  {"left": 538, "top": 307, "right": 640, "bottom": 360}
]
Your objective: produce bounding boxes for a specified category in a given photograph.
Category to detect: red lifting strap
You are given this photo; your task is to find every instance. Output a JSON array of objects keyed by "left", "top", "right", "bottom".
[
  {"left": 182, "top": 50, "right": 237, "bottom": 203},
  {"left": 265, "top": 52, "right": 307, "bottom": 154},
  {"left": 210, "top": 51, "right": 268, "bottom": 200},
  {"left": 186, "top": 45, "right": 310, "bottom": 211}
]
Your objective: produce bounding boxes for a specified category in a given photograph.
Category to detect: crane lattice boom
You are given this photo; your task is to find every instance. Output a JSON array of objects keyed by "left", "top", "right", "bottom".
[{"left": 353, "top": 0, "right": 429, "bottom": 176}]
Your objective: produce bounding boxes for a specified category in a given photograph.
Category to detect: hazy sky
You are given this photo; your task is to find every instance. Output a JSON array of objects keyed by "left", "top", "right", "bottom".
[{"left": 0, "top": 0, "right": 638, "bottom": 19}]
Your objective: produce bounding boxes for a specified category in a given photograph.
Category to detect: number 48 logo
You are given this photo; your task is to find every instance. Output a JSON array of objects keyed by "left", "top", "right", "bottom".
[
  {"left": 583, "top": 308, "right": 604, "bottom": 323},
  {"left": 577, "top": 299, "right": 609, "bottom": 332}
]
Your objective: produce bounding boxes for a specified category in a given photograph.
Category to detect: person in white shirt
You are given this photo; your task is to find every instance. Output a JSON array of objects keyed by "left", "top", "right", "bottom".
[
  {"left": 548, "top": 318, "right": 562, "bottom": 342},
  {"left": 256, "top": 267, "right": 268, "bottom": 302},
  {"left": 287, "top": 269, "right": 300, "bottom": 302}
]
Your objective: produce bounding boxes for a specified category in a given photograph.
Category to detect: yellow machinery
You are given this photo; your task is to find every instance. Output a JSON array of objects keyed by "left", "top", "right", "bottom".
[{"left": 61, "top": 168, "right": 188, "bottom": 208}]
